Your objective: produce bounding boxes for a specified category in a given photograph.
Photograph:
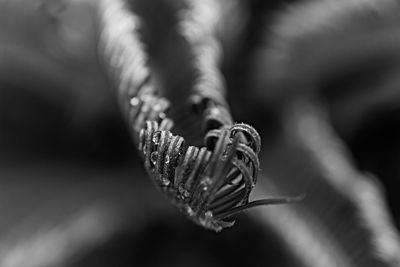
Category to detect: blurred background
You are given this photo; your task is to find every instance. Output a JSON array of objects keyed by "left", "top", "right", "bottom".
[{"left": 1, "top": 0, "right": 400, "bottom": 266}]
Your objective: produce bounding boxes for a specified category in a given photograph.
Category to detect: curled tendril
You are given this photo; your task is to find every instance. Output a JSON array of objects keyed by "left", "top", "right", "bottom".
[
  {"left": 97, "top": 0, "right": 301, "bottom": 232},
  {"left": 131, "top": 93, "right": 298, "bottom": 231}
]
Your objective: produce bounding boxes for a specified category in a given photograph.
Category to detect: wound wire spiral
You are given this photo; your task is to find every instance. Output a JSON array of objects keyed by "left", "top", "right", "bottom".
[{"left": 97, "top": 0, "right": 300, "bottom": 232}]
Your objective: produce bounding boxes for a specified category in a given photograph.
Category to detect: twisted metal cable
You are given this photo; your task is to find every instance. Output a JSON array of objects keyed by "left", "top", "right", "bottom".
[{"left": 96, "top": 0, "right": 299, "bottom": 231}]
